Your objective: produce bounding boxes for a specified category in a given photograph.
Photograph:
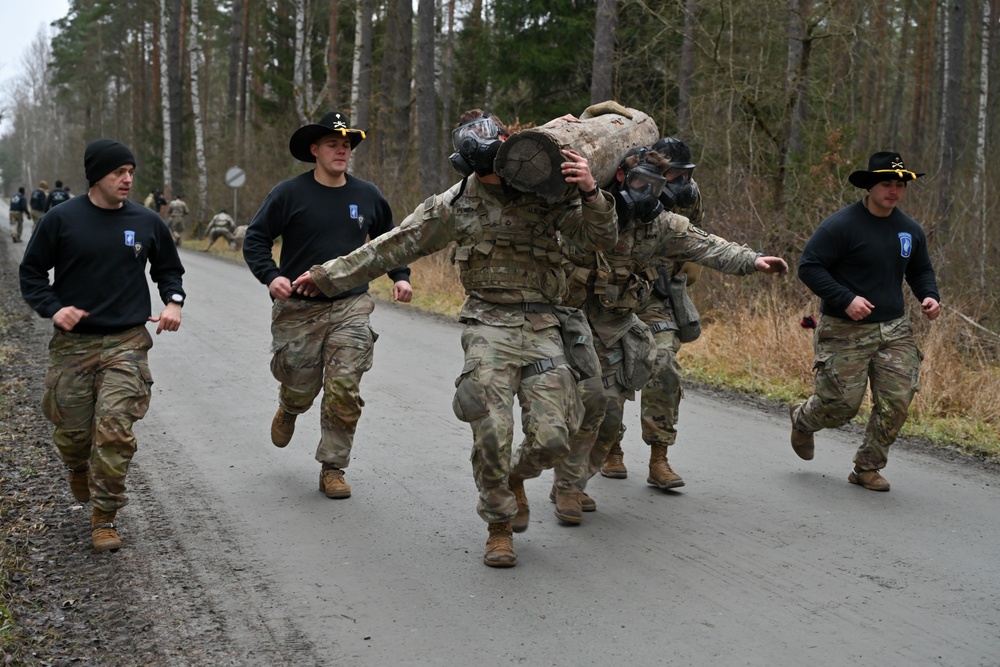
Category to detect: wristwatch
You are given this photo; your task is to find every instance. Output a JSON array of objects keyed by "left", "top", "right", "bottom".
[{"left": 169, "top": 293, "right": 185, "bottom": 306}]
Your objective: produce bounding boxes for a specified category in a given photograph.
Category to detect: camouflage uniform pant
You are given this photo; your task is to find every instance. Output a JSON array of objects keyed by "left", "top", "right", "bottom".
[
  {"left": 270, "top": 294, "right": 377, "bottom": 468},
  {"left": 41, "top": 326, "right": 154, "bottom": 512},
  {"left": 553, "top": 332, "right": 641, "bottom": 492},
  {"left": 28, "top": 209, "right": 43, "bottom": 238},
  {"left": 791, "top": 315, "right": 922, "bottom": 471},
  {"left": 639, "top": 328, "right": 684, "bottom": 448},
  {"left": 10, "top": 211, "right": 23, "bottom": 241},
  {"left": 453, "top": 320, "right": 581, "bottom": 523}
]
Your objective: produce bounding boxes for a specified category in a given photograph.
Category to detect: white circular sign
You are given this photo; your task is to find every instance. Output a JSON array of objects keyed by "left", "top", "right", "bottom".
[{"left": 225, "top": 166, "right": 247, "bottom": 188}]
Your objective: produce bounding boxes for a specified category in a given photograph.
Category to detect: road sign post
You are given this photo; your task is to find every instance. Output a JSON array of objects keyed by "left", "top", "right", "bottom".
[{"left": 225, "top": 166, "right": 247, "bottom": 225}]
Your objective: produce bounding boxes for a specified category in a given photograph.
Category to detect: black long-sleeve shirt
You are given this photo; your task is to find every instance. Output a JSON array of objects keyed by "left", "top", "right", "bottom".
[
  {"left": 19, "top": 195, "right": 185, "bottom": 334},
  {"left": 798, "top": 200, "right": 940, "bottom": 323},
  {"left": 243, "top": 171, "right": 410, "bottom": 300}
]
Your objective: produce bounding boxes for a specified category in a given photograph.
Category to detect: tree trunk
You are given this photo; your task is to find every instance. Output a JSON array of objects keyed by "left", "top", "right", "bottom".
[
  {"left": 227, "top": 0, "right": 242, "bottom": 130},
  {"left": 294, "top": 0, "right": 309, "bottom": 125},
  {"left": 189, "top": 0, "right": 208, "bottom": 232},
  {"left": 677, "top": 0, "right": 696, "bottom": 134},
  {"left": 939, "top": 0, "right": 968, "bottom": 234},
  {"left": 159, "top": 0, "right": 172, "bottom": 196},
  {"left": 238, "top": 0, "right": 251, "bottom": 161},
  {"left": 416, "top": 0, "right": 438, "bottom": 193},
  {"left": 441, "top": 0, "right": 456, "bottom": 180},
  {"left": 326, "top": 0, "right": 340, "bottom": 108},
  {"left": 167, "top": 0, "right": 184, "bottom": 196},
  {"left": 495, "top": 108, "right": 660, "bottom": 202},
  {"left": 350, "top": 0, "right": 374, "bottom": 175},
  {"left": 975, "top": 0, "right": 991, "bottom": 289},
  {"left": 590, "top": 0, "right": 617, "bottom": 104}
]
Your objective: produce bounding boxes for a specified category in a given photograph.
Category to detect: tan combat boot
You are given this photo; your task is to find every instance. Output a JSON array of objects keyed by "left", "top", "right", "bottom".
[
  {"left": 319, "top": 467, "right": 351, "bottom": 499},
  {"left": 600, "top": 442, "right": 628, "bottom": 479},
  {"left": 91, "top": 508, "right": 122, "bottom": 552},
  {"left": 647, "top": 444, "right": 685, "bottom": 489},
  {"left": 553, "top": 489, "right": 583, "bottom": 525},
  {"left": 67, "top": 466, "right": 91, "bottom": 502},
  {"left": 509, "top": 477, "right": 530, "bottom": 533},
  {"left": 271, "top": 408, "right": 297, "bottom": 448},
  {"left": 849, "top": 467, "right": 890, "bottom": 492},
  {"left": 548, "top": 484, "right": 596, "bottom": 512},
  {"left": 789, "top": 403, "right": 815, "bottom": 460},
  {"left": 483, "top": 521, "right": 516, "bottom": 568}
]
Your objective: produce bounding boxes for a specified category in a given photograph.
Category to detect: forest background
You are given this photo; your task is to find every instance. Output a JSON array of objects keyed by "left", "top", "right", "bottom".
[{"left": 1, "top": 0, "right": 998, "bottom": 455}]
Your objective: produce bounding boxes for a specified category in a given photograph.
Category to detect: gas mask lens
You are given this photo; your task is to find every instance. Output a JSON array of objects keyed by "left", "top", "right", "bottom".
[
  {"left": 625, "top": 167, "right": 666, "bottom": 199},
  {"left": 452, "top": 117, "right": 502, "bottom": 150}
]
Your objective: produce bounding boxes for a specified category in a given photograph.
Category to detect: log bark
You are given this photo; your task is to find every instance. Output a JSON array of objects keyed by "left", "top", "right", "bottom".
[{"left": 494, "top": 108, "right": 660, "bottom": 203}]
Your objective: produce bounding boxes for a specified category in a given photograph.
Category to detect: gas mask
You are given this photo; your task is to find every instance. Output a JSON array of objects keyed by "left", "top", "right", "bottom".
[
  {"left": 449, "top": 115, "right": 505, "bottom": 177},
  {"left": 659, "top": 172, "right": 698, "bottom": 211},
  {"left": 616, "top": 159, "right": 665, "bottom": 225}
]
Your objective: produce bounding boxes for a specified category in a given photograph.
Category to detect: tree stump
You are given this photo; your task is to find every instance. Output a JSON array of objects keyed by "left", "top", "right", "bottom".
[{"left": 495, "top": 107, "right": 660, "bottom": 203}]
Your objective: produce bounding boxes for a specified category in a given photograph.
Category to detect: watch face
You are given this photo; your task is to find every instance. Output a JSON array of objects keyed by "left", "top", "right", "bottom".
[{"left": 171, "top": 294, "right": 184, "bottom": 303}]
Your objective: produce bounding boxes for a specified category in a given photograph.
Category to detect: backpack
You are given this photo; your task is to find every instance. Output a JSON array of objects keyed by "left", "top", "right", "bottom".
[{"left": 30, "top": 189, "right": 46, "bottom": 210}]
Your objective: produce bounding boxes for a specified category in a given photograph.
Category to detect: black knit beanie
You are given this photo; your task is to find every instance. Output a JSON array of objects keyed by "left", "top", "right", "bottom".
[{"left": 85, "top": 139, "right": 136, "bottom": 186}]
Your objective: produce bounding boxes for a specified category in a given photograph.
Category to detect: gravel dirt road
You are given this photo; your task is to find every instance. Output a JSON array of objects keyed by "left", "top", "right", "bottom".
[{"left": 3, "top": 208, "right": 999, "bottom": 666}]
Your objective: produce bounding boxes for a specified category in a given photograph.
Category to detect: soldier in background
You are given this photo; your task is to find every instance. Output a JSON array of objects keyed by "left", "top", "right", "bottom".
[
  {"left": 292, "top": 108, "right": 617, "bottom": 568},
  {"left": 9, "top": 187, "right": 27, "bottom": 243},
  {"left": 600, "top": 136, "right": 706, "bottom": 489},
  {"left": 28, "top": 180, "right": 48, "bottom": 237},
  {"left": 204, "top": 208, "right": 237, "bottom": 250},
  {"left": 167, "top": 194, "right": 189, "bottom": 246},
  {"left": 47, "top": 181, "right": 71, "bottom": 210}
]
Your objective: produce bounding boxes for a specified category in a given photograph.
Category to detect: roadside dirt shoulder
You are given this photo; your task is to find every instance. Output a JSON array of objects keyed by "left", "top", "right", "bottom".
[{"left": 0, "top": 240, "right": 263, "bottom": 666}]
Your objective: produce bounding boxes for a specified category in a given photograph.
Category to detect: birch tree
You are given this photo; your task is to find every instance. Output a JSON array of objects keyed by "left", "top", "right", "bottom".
[
  {"left": 416, "top": 0, "right": 439, "bottom": 192},
  {"left": 188, "top": 0, "right": 208, "bottom": 229},
  {"left": 294, "top": 0, "right": 310, "bottom": 124},
  {"left": 350, "top": 0, "right": 374, "bottom": 175},
  {"left": 159, "top": 0, "right": 173, "bottom": 194}
]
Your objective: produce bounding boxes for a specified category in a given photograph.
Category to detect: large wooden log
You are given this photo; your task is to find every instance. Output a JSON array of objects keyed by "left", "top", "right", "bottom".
[{"left": 494, "top": 107, "right": 660, "bottom": 203}]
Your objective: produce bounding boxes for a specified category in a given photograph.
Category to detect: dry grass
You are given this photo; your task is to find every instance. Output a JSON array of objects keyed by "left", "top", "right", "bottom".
[{"left": 681, "top": 276, "right": 1000, "bottom": 458}]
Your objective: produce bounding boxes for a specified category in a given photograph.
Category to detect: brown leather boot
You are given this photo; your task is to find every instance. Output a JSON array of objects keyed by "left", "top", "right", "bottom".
[
  {"left": 789, "top": 403, "right": 815, "bottom": 460},
  {"left": 849, "top": 467, "right": 890, "bottom": 492},
  {"left": 91, "top": 508, "right": 122, "bottom": 552},
  {"left": 509, "top": 477, "right": 530, "bottom": 533},
  {"left": 553, "top": 489, "right": 583, "bottom": 525},
  {"left": 600, "top": 442, "right": 628, "bottom": 479},
  {"left": 548, "top": 484, "right": 596, "bottom": 512},
  {"left": 271, "top": 408, "right": 297, "bottom": 448},
  {"left": 67, "top": 466, "right": 91, "bottom": 502},
  {"left": 319, "top": 467, "right": 351, "bottom": 498},
  {"left": 647, "top": 444, "right": 685, "bottom": 489},
  {"left": 483, "top": 521, "right": 517, "bottom": 567}
]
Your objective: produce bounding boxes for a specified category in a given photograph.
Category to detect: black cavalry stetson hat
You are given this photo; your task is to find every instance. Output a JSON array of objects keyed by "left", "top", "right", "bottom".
[
  {"left": 848, "top": 151, "right": 924, "bottom": 190},
  {"left": 288, "top": 111, "right": 367, "bottom": 163}
]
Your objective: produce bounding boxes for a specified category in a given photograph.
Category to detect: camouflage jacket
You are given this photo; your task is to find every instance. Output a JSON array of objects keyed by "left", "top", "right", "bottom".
[
  {"left": 566, "top": 207, "right": 759, "bottom": 344},
  {"left": 167, "top": 199, "right": 189, "bottom": 220},
  {"left": 310, "top": 177, "right": 617, "bottom": 327},
  {"left": 207, "top": 212, "right": 235, "bottom": 233}
]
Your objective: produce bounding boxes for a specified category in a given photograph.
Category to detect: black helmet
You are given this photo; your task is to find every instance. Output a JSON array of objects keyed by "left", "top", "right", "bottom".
[{"left": 652, "top": 137, "right": 696, "bottom": 170}]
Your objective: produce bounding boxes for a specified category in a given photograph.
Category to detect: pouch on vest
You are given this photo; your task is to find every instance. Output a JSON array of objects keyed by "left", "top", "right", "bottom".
[
  {"left": 614, "top": 320, "right": 657, "bottom": 391},
  {"left": 553, "top": 306, "right": 601, "bottom": 380},
  {"left": 669, "top": 272, "right": 701, "bottom": 343}
]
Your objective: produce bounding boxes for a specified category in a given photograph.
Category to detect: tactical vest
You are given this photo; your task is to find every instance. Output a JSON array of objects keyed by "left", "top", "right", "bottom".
[
  {"left": 567, "top": 219, "right": 663, "bottom": 314},
  {"left": 450, "top": 179, "right": 568, "bottom": 304}
]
